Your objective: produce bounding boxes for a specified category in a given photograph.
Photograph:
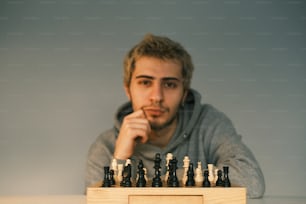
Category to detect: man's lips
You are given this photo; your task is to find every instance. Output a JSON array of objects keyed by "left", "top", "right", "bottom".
[{"left": 143, "top": 108, "right": 166, "bottom": 116}]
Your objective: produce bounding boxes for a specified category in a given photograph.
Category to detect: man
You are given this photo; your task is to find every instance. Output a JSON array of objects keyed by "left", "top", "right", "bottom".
[{"left": 85, "top": 34, "right": 265, "bottom": 198}]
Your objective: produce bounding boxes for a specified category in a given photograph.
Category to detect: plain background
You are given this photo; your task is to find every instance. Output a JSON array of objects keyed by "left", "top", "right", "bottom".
[{"left": 0, "top": 0, "right": 305, "bottom": 197}]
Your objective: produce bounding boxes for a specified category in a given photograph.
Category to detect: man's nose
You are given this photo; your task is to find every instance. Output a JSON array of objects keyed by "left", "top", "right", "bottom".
[{"left": 150, "top": 83, "right": 163, "bottom": 103}]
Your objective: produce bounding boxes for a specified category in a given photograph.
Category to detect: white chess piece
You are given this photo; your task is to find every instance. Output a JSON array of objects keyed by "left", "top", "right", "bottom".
[
  {"left": 164, "top": 153, "right": 173, "bottom": 182},
  {"left": 182, "top": 156, "right": 190, "bottom": 185},
  {"left": 195, "top": 161, "right": 203, "bottom": 185},
  {"left": 125, "top": 159, "right": 131, "bottom": 166},
  {"left": 207, "top": 164, "right": 215, "bottom": 184},
  {"left": 111, "top": 158, "right": 118, "bottom": 182},
  {"left": 117, "top": 164, "right": 123, "bottom": 183},
  {"left": 213, "top": 168, "right": 219, "bottom": 186}
]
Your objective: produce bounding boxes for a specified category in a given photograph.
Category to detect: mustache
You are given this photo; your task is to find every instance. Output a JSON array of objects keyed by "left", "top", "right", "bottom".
[{"left": 142, "top": 105, "right": 168, "bottom": 111}]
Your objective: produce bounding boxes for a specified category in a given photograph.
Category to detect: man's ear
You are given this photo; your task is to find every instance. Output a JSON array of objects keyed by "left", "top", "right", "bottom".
[
  {"left": 124, "top": 85, "right": 131, "bottom": 101},
  {"left": 182, "top": 89, "right": 189, "bottom": 104}
]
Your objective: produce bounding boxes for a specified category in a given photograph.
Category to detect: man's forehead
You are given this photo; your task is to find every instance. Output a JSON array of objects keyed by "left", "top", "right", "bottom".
[{"left": 133, "top": 57, "right": 183, "bottom": 78}]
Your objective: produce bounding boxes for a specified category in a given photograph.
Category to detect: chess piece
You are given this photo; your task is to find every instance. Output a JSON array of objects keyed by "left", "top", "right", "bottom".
[
  {"left": 215, "top": 169, "right": 223, "bottom": 187},
  {"left": 152, "top": 153, "right": 162, "bottom": 187},
  {"left": 195, "top": 161, "right": 203, "bottom": 185},
  {"left": 111, "top": 158, "right": 118, "bottom": 182},
  {"left": 168, "top": 157, "right": 180, "bottom": 187},
  {"left": 102, "top": 166, "right": 111, "bottom": 187},
  {"left": 164, "top": 153, "right": 173, "bottom": 182},
  {"left": 185, "top": 163, "right": 195, "bottom": 186},
  {"left": 202, "top": 169, "right": 211, "bottom": 187},
  {"left": 213, "top": 168, "right": 219, "bottom": 185},
  {"left": 117, "top": 164, "right": 123, "bottom": 183},
  {"left": 121, "top": 164, "right": 132, "bottom": 187},
  {"left": 223, "top": 166, "right": 231, "bottom": 187},
  {"left": 136, "top": 160, "right": 146, "bottom": 187},
  {"left": 182, "top": 156, "right": 190, "bottom": 185},
  {"left": 207, "top": 164, "right": 215, "bottom": 184},
  {"left": 109, "top": 169, "right": 116, "bottom": 186}
]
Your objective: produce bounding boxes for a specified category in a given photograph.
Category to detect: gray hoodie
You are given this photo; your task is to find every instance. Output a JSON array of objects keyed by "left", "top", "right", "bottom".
[{"left": 85, "top": 89, "right": 265, "bottom": 198}]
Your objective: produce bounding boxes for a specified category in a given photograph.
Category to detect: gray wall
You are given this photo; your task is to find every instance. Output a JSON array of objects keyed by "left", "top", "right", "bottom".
[{"left": 0, "top": 0, "right": 305, "bottom": 197}]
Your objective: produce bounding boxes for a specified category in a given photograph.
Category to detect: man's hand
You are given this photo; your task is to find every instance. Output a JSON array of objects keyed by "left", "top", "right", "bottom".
[{"left": 113, "top": 109, "right": 151, "bottom": 160}]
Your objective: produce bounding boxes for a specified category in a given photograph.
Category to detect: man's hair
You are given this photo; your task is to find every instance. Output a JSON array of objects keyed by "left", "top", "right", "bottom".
[{"left": 123, "top": 33, "right": 194, "bottom": 91}]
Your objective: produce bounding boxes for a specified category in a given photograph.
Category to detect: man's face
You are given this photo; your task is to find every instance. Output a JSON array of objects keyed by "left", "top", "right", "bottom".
[{"left": 125, "top": 56, "right": 186, "bottom": 131}]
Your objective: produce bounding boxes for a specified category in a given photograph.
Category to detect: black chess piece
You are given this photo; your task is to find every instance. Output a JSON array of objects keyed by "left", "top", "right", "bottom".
[
  {"left": 109, "top": 169, "right": 116, "bottom": 186},
  {"left": 121, "top": 164, "right": 132, "bottom": 187},
  {"left": 202, "top": 169, "right": 211, "bottom": 187},
  {"left": 168, "top": 157, "right": 180, "bottom": 187},
  {"left": 152, "top": 153, "right": 162, "bottom": 187},
  {"left": 102, "top": 166, "right": 111, "bottom": 187},
  {"left": 185, "top": 163, "right": 195, "bottom": 187},
  {"left": 223, "top": 166, "right": 231, "bottom": 187},
  {"left": 136, "top": 160, "right": 146, "bottom": 187},
  {"left": 215, "top": 169, "right": 224, "bottom": 187}
]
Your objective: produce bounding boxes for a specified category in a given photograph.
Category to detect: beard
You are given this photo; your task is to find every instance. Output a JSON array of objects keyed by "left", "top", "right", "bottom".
[{"left": 149, "top": 112, "right": 178, "bottom": 131}]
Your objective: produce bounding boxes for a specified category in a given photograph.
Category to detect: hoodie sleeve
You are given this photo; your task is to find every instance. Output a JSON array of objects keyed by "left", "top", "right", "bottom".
[
  {"left": 205, "top": 109, "right": 265, "bottom": 198},
  {"left": 85, "top": 130, "right": 116, "bottom": 189}
]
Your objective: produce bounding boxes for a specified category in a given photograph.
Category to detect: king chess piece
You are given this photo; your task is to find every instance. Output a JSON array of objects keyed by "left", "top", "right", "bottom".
[
  {"left": 223, "top": 166, "right": 231, "bottom": 187},
  {"left": 152, "top": 153, "right": 162, "bottom": 187}
]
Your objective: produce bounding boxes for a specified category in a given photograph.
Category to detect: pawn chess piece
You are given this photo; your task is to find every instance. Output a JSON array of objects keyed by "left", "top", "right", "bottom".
[
  {"left": 202, "top": 169, "right": 211, "bottom": 187},
  {"left": 223, "top": 166, "right": 231, "bottom": 187},
  {"left": 102, "top": 166, "right": 111, "bottom": 187},
  {"left": 185, "top": 163, "right": 195, "bottom": 187},
  {"left": 136, "top": 160, "right": 146, "bottom": 187},
  {"left": 215, "top": 169, "right": 224, "bottom": 187}
]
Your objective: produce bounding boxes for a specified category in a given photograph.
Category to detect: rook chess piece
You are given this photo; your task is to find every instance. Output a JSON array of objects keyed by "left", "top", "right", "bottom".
[{"left": 102, "top": 166, "right": 111, "bottom": 187}]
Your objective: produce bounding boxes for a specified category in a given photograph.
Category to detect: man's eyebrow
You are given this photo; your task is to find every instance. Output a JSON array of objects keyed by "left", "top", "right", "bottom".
[
  {"left": 135, "top": 75, "right": 154, "bottom": 79},
  {"left": 135, "top": 75, "right": 181, "bottom": 81}
]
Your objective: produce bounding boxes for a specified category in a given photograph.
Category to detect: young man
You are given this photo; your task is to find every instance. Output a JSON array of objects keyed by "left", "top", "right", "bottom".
[{"left": 85, "top": 34, "right": 265, "bottom": 198}]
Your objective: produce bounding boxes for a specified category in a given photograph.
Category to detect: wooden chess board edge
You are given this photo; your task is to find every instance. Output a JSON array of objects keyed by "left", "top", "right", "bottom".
[{"left": 87, "top": 187, "right": 246, "bottom": 204}]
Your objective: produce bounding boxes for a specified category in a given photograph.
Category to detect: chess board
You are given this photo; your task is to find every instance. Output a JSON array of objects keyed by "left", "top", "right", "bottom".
[{"left": 86, "top": 186, "right": 246, "bottom": 204}]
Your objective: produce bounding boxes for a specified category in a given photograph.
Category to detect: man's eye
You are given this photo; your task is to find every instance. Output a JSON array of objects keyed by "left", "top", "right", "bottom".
[
  {"left": 138, "top": 80, "right": 151, "bottom": 86},
  {"left": 164, "top": 82, "right": 177, "bottom": 89}
]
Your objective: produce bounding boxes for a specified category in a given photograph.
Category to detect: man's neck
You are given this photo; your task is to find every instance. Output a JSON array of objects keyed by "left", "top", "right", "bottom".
[{"left": 148, "top": 118, "right": 178, "bottom": 148}]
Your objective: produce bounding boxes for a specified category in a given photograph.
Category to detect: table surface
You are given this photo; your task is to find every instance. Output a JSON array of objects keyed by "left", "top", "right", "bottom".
[{"left": 0, "top": 195, "right": 305, "bottom": 204}]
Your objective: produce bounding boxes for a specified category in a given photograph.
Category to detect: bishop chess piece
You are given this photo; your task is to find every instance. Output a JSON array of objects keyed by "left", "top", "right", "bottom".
[
  {"left": 185, "top": 163, "right": 195, "bottom": 187},
  {"left": 152, "top": 153, "right": 162, "bottom": 187},
  {"left": 102, "top": 166, "right": 111, "bottom": 187},
  {"left": 202, "top": 169, "right": 211, "bottom": 187},
  {"left": 223, "top": 166, "right": 231, "bottom": 187},
  {"left": 136, "top": 160, "right": 146, "bottom": 187}
]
